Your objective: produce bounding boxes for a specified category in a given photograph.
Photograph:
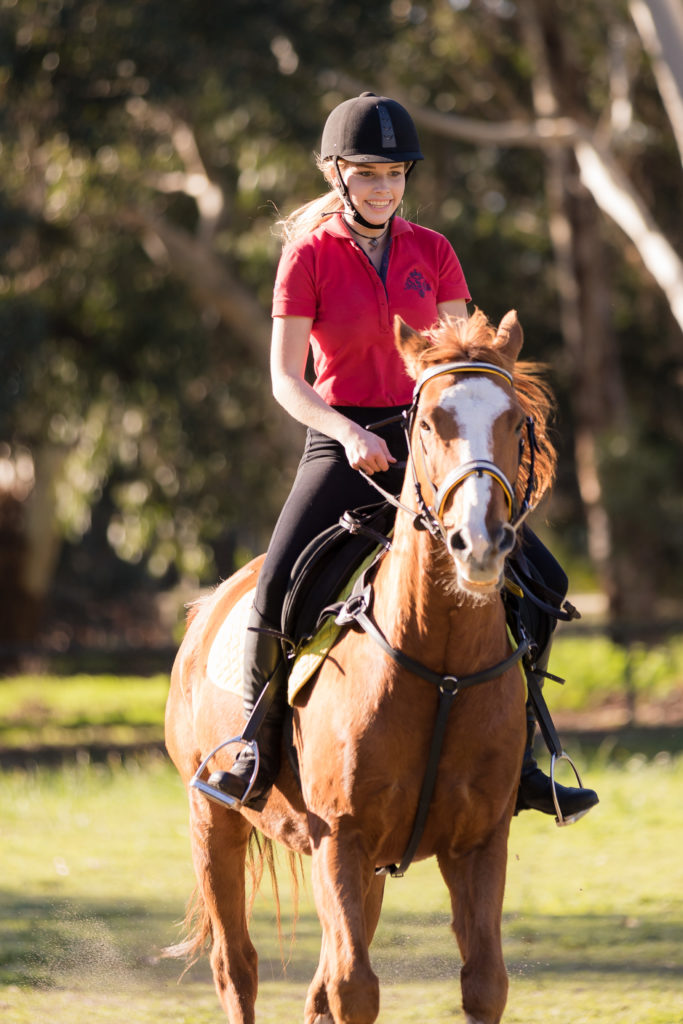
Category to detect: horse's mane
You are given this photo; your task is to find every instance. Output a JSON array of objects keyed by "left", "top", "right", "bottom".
[{"left": 419, "top": 309, "right": 557, "bottom": 506}]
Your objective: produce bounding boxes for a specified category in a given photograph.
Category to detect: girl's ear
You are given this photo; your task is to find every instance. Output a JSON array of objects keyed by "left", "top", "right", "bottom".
[{"left": 394, "top": 316, "right": 432, "bottom": 381}]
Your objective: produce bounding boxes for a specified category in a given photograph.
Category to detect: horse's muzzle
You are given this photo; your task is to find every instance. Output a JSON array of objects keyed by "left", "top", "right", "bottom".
[{"left": 447, "top": 521, "right": 515, "bottom": 589}]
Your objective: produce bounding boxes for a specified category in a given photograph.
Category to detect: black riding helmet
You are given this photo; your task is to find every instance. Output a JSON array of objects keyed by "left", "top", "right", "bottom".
[{"left": 320, "top": 91, "right": 423, "bottom": 228}]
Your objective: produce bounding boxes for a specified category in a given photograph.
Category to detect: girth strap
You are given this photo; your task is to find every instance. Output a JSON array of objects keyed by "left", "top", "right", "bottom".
[{"left": 385, "top": 685, "right": 457, "bottom": 877}]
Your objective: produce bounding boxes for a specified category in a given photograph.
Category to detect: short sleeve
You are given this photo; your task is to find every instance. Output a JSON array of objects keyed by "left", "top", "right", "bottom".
[
  {"left": 271, "top": 241, "right": 318, "bottom": 318},
  {"left": 435, "top": 236, "right": 470, "bottom": 304}
]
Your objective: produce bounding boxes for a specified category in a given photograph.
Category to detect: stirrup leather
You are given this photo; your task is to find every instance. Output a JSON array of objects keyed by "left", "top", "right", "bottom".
[{"left": 190, "top": 735, "right": 260, "bottom": 810}]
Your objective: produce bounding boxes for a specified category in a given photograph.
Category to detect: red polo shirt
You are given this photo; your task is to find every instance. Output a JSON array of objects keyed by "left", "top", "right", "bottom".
[{"left": 271, "top": 214, "right": 470, "bottom": 406}]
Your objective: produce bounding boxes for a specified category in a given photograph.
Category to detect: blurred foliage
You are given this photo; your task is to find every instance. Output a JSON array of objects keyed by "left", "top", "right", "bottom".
[
  {"left": 551, "top": 633, "right": 683, "bottom": 711},
  {"left": 0, "top": 0, "right": 681, "bottom": 625}
]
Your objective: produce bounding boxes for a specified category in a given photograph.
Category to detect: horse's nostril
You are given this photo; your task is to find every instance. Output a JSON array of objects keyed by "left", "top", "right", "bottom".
[
  {"left": 450, "top": 530, "right": 467, "bottom": 553},
  {"left": 497, "top": 524, "right": 517, "bottom": 555}
]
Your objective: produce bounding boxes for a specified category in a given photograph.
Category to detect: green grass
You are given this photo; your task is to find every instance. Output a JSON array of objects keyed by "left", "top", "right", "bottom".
[
  {"left": 0, "top": 674, "right": 169, "bottom": 750},
  {"left": 1, "top": 748, "right": 682, "bottom": 1023},
  {"left": 1, "top": 665, "right": 682, "bottom": 1021}
]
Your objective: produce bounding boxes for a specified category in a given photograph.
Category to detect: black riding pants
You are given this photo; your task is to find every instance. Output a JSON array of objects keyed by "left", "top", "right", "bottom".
[
  {"left": 251, "top": 406, "right": 408, "bottom": 631},
  {"left": 252, "top": 405, "right": 567, "bottom": 648}
]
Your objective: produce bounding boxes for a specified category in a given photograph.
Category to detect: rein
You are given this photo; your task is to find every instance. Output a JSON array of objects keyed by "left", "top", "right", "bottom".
[{"left": 362, "top": 360, "right": 539, "bottom": 540}]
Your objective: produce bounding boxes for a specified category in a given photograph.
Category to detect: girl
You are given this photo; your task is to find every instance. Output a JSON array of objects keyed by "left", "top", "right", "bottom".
[{"left": 208, "top": 92, "right": 597, "bottom": 822}]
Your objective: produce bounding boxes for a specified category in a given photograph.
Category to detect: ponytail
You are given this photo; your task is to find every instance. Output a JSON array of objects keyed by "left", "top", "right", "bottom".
[{"left": 276, "top": 156, "right": 343, "bottom": 244}]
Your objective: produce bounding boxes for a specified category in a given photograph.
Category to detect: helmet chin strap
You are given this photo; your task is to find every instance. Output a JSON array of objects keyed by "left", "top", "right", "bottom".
[
  {"left": 333, "top": 157, "right": 416, "bottom": 230},
  {"left": 334, "top": 157, "right": 385, "bottom": 229}
]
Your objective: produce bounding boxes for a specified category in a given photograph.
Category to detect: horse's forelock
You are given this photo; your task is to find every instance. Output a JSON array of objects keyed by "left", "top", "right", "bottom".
[{"left": 420, "top": 309, "right": 498, "bottom": 371}]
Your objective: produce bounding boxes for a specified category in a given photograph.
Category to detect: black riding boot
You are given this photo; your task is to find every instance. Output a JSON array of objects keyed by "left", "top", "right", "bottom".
[
  {"left": 507, "top": 535, "right": 598, "bottom": 822},
  {"left": 516, "top": 699, "right": 599, "bottom": 822},
  {"left": 207, "top": 613, "right": 286, "bottom": 810}
]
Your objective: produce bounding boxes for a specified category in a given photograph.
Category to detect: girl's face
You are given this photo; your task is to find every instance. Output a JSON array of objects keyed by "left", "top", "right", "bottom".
[{"left": 339, "top": 161, "right": 406, "bottom": 225}]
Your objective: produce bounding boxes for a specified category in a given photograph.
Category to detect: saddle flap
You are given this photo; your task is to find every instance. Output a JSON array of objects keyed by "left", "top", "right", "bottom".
[{"left": 281, "top": 501, "right": 396, "bottom": 645}]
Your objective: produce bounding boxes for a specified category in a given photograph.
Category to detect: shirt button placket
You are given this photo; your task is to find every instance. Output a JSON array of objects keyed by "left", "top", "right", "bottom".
[{"left": 376, "top": 274, "right": 391, "bottom": 333}]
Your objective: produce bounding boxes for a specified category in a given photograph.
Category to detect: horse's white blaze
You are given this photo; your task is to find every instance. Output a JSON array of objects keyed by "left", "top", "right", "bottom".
[{"left": 438, "top": 377, "right": 511, "bottom": 562}]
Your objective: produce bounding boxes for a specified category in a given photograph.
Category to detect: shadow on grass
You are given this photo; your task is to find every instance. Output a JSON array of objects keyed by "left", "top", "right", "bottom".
[
  {"left": 4, "top": 890, "right": 679, "bottom": 994},
  {"left": 0, "top": 891, "right": 211, "bottom": 990}
]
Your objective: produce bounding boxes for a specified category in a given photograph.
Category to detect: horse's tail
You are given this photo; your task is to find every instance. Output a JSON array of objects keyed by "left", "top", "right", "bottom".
[
  {"left": 162, "top": 828, "right": 304, "bottom": 972},
  {"left": 247, "top": 830, "right": 305, "bottom": 966},
  {"left": 161, "top": 883, "right": 211, "bottom": 971}
]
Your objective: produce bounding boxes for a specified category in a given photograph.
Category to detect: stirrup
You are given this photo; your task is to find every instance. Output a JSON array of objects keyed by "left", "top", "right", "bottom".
[
  {"left": 190, "top": 735, "right": 259, "bottom": 810},
  {"left": 550, "top": 751, "right": 591, "bottom": 828}
]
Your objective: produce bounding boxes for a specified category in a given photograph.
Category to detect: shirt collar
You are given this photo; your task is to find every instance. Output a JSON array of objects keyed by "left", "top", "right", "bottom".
[{"left": 322, "top": 212, "right": 413, "bottom": 241}]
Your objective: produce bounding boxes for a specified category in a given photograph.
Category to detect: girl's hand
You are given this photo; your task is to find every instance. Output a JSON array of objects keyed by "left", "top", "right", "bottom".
[{"left": 342, "top": 424, "right": 397, "bottom": 475}]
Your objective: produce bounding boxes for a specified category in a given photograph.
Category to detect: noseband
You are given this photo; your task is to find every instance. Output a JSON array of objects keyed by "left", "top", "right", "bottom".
[{"left": 364, "top": 360, "right": 538, "bottom": 541}]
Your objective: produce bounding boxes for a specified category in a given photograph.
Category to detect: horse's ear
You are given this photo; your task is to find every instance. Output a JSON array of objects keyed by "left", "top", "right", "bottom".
[
  {"left": 394, "top": 316, "right": 432, "bottom": 381},
  {"left": 493, "top": 310, "right": 523, "bottom": 363}
]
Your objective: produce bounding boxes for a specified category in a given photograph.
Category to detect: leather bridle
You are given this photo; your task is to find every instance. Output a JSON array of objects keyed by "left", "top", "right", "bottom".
[{"left": 363, "top": 360, "right": 539, "bottom": 541}]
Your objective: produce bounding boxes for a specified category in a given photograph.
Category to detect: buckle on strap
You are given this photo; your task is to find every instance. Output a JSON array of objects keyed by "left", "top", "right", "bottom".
[{"left": 334, "top": 584, "right": 372, "bottom": 627}]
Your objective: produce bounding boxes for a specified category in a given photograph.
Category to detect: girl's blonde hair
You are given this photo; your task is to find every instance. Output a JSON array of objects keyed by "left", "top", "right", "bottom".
[{"left": 276, "top": 156, "right": 343, "bottom": 245}]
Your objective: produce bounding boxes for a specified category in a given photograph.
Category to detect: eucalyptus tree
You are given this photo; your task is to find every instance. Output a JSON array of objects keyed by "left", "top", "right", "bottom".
[{"left": 1, "top": 0, "right": 680, "bottom": 651}]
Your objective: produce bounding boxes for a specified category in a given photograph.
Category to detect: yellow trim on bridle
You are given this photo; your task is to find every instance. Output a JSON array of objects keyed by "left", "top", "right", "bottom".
[
  {"left": 412, "top": 361, "right": 514, "bottom": 401},
  {"left": 433, "top": 463, "right": 516, "bottom": 520}
]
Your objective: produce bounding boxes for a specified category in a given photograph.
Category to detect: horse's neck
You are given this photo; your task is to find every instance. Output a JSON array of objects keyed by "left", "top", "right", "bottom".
[{"left": 374, "top": 511, "right": 507, "bottom": 673}]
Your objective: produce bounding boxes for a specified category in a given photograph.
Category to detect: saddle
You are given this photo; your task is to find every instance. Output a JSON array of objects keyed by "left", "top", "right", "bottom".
[
  {"left": 281, "top": 501, "right": 396, "bottom": 649},
  {"left": 280, "top": 500, "right": 575, "bottom": 661}
]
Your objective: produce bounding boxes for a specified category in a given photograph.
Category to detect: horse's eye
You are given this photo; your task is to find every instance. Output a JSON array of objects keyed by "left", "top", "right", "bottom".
[
  {"left": 515, "top": 417, "right": 525, "bottom": 433},
  {"left": 419, "top": 419, "right": 431, "bottom": 434}
]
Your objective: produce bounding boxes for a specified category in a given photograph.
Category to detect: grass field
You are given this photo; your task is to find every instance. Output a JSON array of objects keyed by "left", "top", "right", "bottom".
[
  {"left": 2, "top": 629, "right": 682, "bottom": 756},
  {"left": 1, "top": 659, "right": 683, "bottom": 1024},
  {"left": 1, "top": 744, "right": 682, "bottom": 1023}
]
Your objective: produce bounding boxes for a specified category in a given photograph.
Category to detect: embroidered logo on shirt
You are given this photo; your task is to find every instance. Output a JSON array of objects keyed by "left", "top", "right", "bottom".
[{"left": 405, "top": 269, "right": 432, "bottom": 297}]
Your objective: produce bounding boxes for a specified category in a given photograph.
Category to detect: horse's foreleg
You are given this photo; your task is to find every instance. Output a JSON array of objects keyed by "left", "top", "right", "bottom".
[
  {"left": 304, "top": 871, "right": 385, "bottom": 1024},
  {"left": 304, "top": 932, "right": 333, "bottom": 1024},
  {"left": 363, "top": 872, "right": 386, "bottom": 944},
  {"left": 437, "top": 826, "right": 510, "bottom": 1024},
  {"left": 189, "top": 793, "right": 258, "bottom": 1024},
  {"left": 308, "top": 830, "right": 380, "bottom": 1024}
]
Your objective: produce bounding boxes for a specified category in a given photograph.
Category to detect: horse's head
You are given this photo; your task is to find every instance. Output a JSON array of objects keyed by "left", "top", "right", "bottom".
[{"left": 396, "top": 309, "right": 556, "bottom": 597}]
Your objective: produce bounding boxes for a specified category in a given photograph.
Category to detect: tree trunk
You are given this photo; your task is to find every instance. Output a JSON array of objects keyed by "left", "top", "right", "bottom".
[{"left": 522, "top": 0, "right": 646, "bottom": 622}]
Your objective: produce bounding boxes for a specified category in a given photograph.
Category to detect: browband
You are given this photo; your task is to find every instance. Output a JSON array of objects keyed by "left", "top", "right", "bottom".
[{"left": 413, "top": 361, "right": 513, "bottom": 401}]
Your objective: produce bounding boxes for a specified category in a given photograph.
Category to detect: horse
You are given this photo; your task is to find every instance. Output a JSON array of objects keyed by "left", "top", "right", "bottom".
[{"left": 164, "top": 308, "right": 558, "bottom": 1024}]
